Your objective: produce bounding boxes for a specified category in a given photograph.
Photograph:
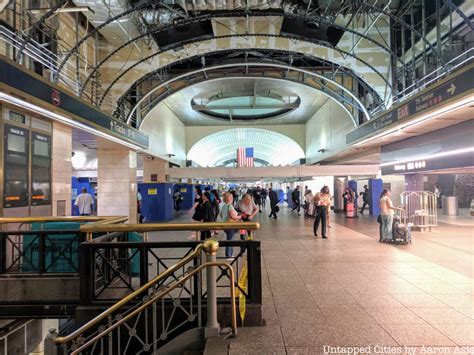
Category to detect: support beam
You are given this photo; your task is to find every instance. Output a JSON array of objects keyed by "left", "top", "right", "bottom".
[{"left": 167, "top": 165, "right": 380, "bottom": 180}]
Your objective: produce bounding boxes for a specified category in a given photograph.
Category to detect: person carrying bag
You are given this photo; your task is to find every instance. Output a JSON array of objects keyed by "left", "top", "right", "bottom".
[{"left": 219, "top": 192, "right": 241, "bottom": 260}]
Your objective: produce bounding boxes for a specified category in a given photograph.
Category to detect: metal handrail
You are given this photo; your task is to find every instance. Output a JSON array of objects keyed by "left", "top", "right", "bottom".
[
  {"left": 69, "top": 261, "right": 237, "bottom": 354},
  {"left": 80, "top": 221, "right": 260, "bottom": 233},
  {"left": 0, "top": 216, "right": 128, "bottom": 226},
  {"left": 54, "top": 243, "right": 206, "bottom": 344}
]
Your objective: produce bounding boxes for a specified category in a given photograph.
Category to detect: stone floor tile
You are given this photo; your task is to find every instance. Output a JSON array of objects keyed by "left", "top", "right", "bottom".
[
  {"left": 432, "top": 324, "right": 474, "bottom": 346},
  {"left": 280, "top": 322, "right": 337, "bottom": 347},
  {"left": 410, "top": 307, "right": 474, "bottom": 325},
  {"left": 356, "top": 293, "right": 405, "bottom": 308},
  {"left": 382, "top": 324, "right": 457, "bottom": 346},
  {"left": 364, "top": 307, "right": 426, "bottom": 325},
  {"left": 392, "top": 294, "right": 448, "bottom": 308},
  {"left": 286, "top": 347, "right": 326, "bottom": 355},
  {"left": 229, "top": 326, "right": 285, "bottom": 349},
  {"left": 228, "top": 347, "right": 286, "bottom": 355}
]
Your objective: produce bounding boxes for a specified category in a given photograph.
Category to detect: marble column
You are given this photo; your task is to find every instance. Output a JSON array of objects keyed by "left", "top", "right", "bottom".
[
  {"left": 51, "top": 123, "right": 72, "bottom": 216},
  {"left": 143, "top": 156, "right": 168, "bottom": 183},
  {"left": 97, "top": 139, "right": 137, "bottom": 223}
]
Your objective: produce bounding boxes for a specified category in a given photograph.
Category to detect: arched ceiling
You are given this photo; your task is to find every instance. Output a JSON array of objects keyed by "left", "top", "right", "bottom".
[
  {"left": 155, "top": 77, "right": 330, "bottom": 126},
  {"left": 187, "top": 128, "right": 305, "bottom": 167}
]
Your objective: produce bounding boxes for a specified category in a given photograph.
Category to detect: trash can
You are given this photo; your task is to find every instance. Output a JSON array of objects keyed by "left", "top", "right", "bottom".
[{"left": 443, "top": 196, "right": 458, "bottom": 216}]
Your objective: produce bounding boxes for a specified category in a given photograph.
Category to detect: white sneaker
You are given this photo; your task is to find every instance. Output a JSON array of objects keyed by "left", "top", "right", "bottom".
[{"left": 225, "top": 256, "right": 234, "bottom": 261}]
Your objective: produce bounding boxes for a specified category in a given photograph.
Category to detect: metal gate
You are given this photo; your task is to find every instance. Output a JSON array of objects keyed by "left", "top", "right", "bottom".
[{"left": 401, "top": 191, "right": 438, "bottom": 231}]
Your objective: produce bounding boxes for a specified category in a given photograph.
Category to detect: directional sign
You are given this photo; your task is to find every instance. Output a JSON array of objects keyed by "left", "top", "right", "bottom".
[
  {"left": 346, "top": 65, "right": 474, "bottom": 144},
  {"left": 0, "top": 57, "right": 149, "bottom": 148}
]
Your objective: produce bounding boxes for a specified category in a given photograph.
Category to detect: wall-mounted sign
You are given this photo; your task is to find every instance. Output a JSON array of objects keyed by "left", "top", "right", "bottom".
[
  {"left": 347, "top": 65, "right": 474, "bottom": 144},
  {"left": 382, "top": 151, "right": 474, "bottom": 175},
  {"left": 51, "top": 89, "right": 61, "bottom": 106},
  {"left": 180, "top": 188, "right": 187, "bottom": 193},
  {"left": 393, "top": 160, "right": 426, "bottom": 172},
  {"left": 148, "top": 188, "right": 157, "bottom": 195}
]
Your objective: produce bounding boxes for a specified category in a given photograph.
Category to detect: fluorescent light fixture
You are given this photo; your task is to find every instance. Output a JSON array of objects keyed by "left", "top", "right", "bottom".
[
  {"left": 29, "top": 6, "right": 94, "bottom": 14},
  {"left": 353, "top": 95, "right": 474, "bottom": 147},
  {"left": 0, "top": 93, "right": 143, "bottom": 151},
  {"left": 380, "top": 146, "right": 474, "bottom": 167}
]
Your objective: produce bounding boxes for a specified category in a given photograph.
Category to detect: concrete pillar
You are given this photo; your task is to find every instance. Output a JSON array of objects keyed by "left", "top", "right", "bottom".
[
  {"left": 143, "top": 156, "right": 168, "bottom": 183},
  {"left": 405, "top": 173, "right": 424, "bottom": 192},
  {"left": 97, "top": 139, "right": 137, "bottom": 223},
  {"left": 368, "top": 178, "right": 383, "bottom": 216},
  {"left": 51, "top": 123, "right": 72, "bottom": 216}
]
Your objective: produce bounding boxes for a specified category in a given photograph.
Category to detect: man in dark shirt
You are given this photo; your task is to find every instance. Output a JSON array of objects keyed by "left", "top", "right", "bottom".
[
  {"left": 253, "top": 186, "right": 263, "bottom": 212},
  {"left": 359, "top": 185, "right": 370, "bottom": 214},
  {"left": 291, "top": 186, "right": 301, "bottom": 216},
  {"left": 268, "top": 187, "right": 279, "bottom": 219}
]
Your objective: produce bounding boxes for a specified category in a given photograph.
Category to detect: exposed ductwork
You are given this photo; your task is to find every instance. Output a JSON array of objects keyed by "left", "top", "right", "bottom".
[{"left": 72, "top": 0, "right": 143, "bottom": 47}]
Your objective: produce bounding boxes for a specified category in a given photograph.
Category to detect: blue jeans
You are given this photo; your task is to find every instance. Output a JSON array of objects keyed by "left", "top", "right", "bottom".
[
  {"left": 381, "top": 214, "right": 393, "bottom": 241},
  {"left": 224, "top": 230, "right": 236, "bottom": 257}
]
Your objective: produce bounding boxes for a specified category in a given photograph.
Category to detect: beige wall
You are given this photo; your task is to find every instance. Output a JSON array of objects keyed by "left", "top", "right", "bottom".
[
  {"left": 51, "top": 123, "right": 72, "bottom": 216},
  {"left": 140, "top": 104, "right": 186, "bottom": 166},
  {"left": 97, "top": 139, "right": 137, "bottom": 223},
  {"left": 305, "top": 99, "right": 355, "bottom": 164}
]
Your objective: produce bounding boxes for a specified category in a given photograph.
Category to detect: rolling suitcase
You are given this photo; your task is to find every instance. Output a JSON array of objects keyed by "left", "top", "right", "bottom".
[
  {"left": 346, "top": 202, "right": 355, "bottom": 218},
  {"left": 391, "top": 216, "right": 412, "bottom": 244}
]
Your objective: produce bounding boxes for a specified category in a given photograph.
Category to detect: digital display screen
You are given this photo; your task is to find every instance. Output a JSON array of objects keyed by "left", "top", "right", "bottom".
[
  {"left": 34, "top": 139, "right": 49, "bottom": 157},
  {"left": 9, "top": 111, "right": 26, "bottom": 124},
  {"left": 31, "top": 182, "right": 51, "bottom": 205},
  {"left": 7, "top": 133, "right": 26, "bottom": 153},
  {"left": 4, "top": 180, "right": 28, "bottom": 207}
]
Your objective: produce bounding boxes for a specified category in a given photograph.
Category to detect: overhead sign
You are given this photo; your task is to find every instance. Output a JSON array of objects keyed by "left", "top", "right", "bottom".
[
  {"left": 0, "top": 57, "right": 149, "bottom": 149},
  {"left": 381, "top": 151, "right": 474, "bottom": 175},
  {"left": 347, "top": 65, "right": 474, "bottom": 144}
]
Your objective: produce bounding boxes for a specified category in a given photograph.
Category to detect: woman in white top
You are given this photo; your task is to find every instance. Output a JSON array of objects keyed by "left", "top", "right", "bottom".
[
  {"left": 236, "top": 193, "right": 258, "bottom": 240},
  {"left": 379, "top": 189, "right": 403, "bottom": 241},
  {"left": 219, "top": 192, "right": 241, "bottom": 260}
]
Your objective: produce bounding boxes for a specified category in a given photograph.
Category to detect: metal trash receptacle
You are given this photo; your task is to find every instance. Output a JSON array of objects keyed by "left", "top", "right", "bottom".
[{"left": 443, "top": 196, "right": 458, "bottom": 216}]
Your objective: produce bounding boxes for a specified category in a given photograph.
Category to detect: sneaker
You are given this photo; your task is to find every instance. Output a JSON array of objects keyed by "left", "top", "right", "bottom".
[
  {"left": 322, "top": 236, "right": 328, "bottom": 239},
  {"left": 225, "top": 256, "right": 234, "bottom": 261}
]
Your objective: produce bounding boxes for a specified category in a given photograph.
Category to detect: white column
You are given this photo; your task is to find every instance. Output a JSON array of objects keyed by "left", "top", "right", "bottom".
[{"left": 51, "top": 123, "right": 72, "bottom": 216}]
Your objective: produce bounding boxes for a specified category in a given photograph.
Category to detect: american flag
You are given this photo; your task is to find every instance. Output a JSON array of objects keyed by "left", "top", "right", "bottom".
[{"left": 237, "top": 147, "right": 254, "bottom": 167}]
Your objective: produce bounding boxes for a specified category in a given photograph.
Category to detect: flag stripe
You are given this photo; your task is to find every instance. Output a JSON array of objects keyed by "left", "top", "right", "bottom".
[{"left": 237, "top": 147, "right": 254, "bottom": 167}]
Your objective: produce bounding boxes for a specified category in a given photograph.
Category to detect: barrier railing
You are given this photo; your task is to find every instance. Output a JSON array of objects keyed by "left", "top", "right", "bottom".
[{"left": 0, "top": 216, "right": 128, "bottom": 275}]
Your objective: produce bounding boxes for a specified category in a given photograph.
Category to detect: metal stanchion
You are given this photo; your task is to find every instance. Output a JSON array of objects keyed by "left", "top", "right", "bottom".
[{"left": 203, "top": 239, "right": 220, "bottom": 338}]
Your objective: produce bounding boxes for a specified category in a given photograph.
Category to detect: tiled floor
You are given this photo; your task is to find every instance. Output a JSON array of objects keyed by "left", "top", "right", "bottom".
[{"left": 224, "top": 207, "right": 474, "bottom": 354}]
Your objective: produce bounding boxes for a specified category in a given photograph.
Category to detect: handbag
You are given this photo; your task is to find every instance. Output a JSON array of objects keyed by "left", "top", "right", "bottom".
[{"left": 274, "top": 205, "right": 280, "bottom": 212}]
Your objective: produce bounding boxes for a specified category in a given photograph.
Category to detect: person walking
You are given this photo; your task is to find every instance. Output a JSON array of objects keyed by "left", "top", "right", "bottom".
[
  {"left": 313, "top": 186, "right": 331, "bottom": 239},
  {"left": 237, "top": 193, "right": 259, "bottom": 241},
  {"left": 434, "top": 183, "right": 442, "bottom": 209},
  {"left": 261, "top": 187, "right": 267, "bottom": 209},
  {"left": 379, "top": 189, "right": 403, "bottom": 242},
  {"left": 359, "top": 185, "right": 370, "bottom": 214},
  {"left": 303, "top": 189, "right": 314, "bottom": 218},
  {"left": 211, "top": 189, "right": 221, "bottom": 236},
  {"left": 268, "top": 187, "right": 279, "bottom": 219},
  {"left": 219, "top": 192, "right": 242, "bottom": 260},
  {"left": 253, "top": 186, "right": 263, "bottom": 212},
  {"left": 342, "top": 187, "right": 352, "bottom": 213},
  {"left": 173, "top": 190, "right": 183, "bottom": 212},
  {"left": 291, "top": 186, "right": 301, "bottom": 216},
  {"left": 198, "top": 192, "right": 215, "bottom": 241},
  {"left": 75, "top": 187, "right": 94, "bottom": 216}
]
